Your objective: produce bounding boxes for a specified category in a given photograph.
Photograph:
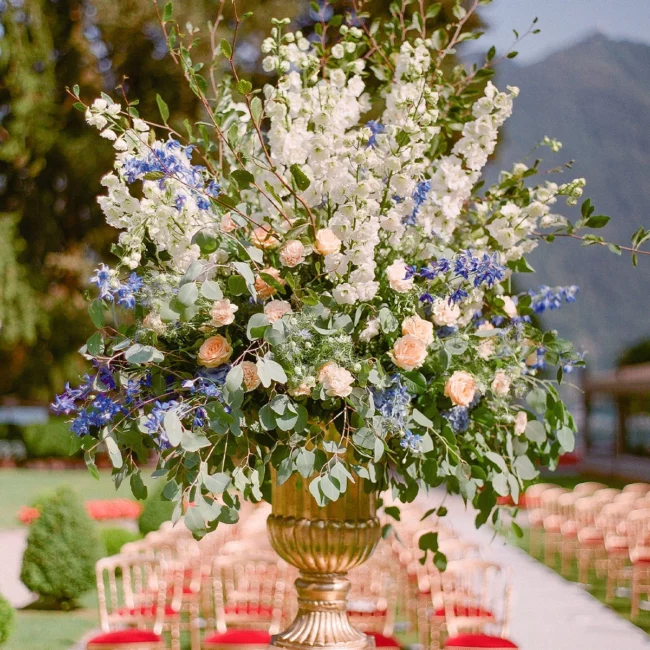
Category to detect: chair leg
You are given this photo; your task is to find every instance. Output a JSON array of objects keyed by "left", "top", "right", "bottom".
[
  {"left": 631, "top": 568, "right": 640, "bottom": 618},
  {"left": 190, "top": 600, "right": 201, "bottom": 650}
]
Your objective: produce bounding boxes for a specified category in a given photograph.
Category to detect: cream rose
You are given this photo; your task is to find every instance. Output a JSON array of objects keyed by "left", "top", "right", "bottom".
[
  {"left": 317, "top": 362, "right": 354, "bottom": 398},
  {"left": 514, "top": 411, "right": 528, "bottom": 436},
  {"left": 209, "top": 299, "right": 238, "bottom": 327},
  {"left": 279, "top": 240, "right": 306, "bottom": 267},
  {"left": 386, "top": 260, "right": 413, "bottom": 293},
  {"left": 491, "top": 371, "right": 511, "bottom": 397},
  {"left": 197, "top": 335, "right": 233, "bottom": 368},
  {"left": 431, "top": 298, "right": 460, "bottom": 326},
  {"left": 501, "top": 295, "right": 518, "bottom": 318},
  {"left": 220, "top": 212, "right": 238, "bottom": 233},
  {"left": 241, "top": 361, "right": 261, "bottom": 392},
  {"left": 264, "top": 300, "right": 292, "bottom": 323},
  {"left": 444, "top": 371, "right": 477, "bottom": 407},
  {"left": 251, "top": 226, "right": 279, "bottom": 249},
  {"left": 390, "top": 335, "right": 428, "bottom": 371},
  {"left": 289, "top": 378, "right": 316, "bottom": 397},
  {"left": 254, "top": 267, "right": 285, "bottom": 300},
  {"left": 359, "top": 317, "right": 380, "bottom": 343},
  {"left": 402, "top": 314, "right": 434, "bottom": 346},
  {"left": 143, "top": 311, "right": 166, "bottom": 335},
  {"left": 313, "top": 228, "right": 342, "bottom": 256}
]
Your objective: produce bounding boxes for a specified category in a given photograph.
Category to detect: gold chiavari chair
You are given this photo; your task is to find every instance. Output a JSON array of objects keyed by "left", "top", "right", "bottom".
[
  {"left": 203, "top": 552, "right": 289, "bottom": 649},
  {"left": 523, "top": 483, "right": 555, "bottom": 558},
  {"left": 592, "top": 488, "right": 622, "bottom": 504},
  {"left": 440, "top": 559, "right": 517, "bottom": 649},
  {"left": 89, "top": 553, "right": 181, "bottom": 650},
  {"left": 539, "top": 487, "right": 570, "bottom": 566},
  {"left": 628, "top": 509, "right": 650, "bottom": 617},
  {"left": 426, "top": 540, "right": 483, "bottom": 650},
  {"left": 574, "top": 496, "right": 606, "bottom": 584}
]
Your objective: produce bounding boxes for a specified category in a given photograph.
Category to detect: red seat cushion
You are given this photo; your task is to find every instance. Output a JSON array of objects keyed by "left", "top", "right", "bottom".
[
  {"left": 203, "top": 629, "right": 272, "bottom": 646},
  {"left": 367, "top": 632, "right": 401, "bottom": 648},
  {"left": 433, "top": 606, "right": 493, "bottom": 618},
  {"left": 444, "top": 634, "right": 518, "bottom": 648},
  {"left": 88, "top": 629, "right": 162, "bottom": 645},
  {"left": 224, "top": 603, "right": 274, "bottom": 617},
  {"left": 116, "top": 605, "right": 178, "bottom": 618}
]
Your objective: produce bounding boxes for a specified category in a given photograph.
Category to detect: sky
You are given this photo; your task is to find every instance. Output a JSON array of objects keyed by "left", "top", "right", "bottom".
[{"left": 465, "top": 0, "right": 650, "bottom": 64}]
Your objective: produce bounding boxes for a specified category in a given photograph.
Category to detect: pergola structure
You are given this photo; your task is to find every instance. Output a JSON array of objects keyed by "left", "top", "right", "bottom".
[{"left": 583, "top": 362, "right": 650, "bottom": 456}]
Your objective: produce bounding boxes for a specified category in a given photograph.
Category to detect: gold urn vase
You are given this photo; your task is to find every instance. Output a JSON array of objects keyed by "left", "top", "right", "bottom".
[{"left": 267, "top": 473, "right": 381, "bottom": 650}]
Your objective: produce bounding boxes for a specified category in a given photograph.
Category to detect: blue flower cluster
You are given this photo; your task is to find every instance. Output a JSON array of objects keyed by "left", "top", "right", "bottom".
[
  {"left": 417, "top": 251, "right": 507, "bottom": 305},
  {"left": 90, "top": 264, "right": 143, "bottom": 308},
  {"left": 122, "top": 138, "right": 220, "bottom": 211},
  {"left": 69, "top": 395, "right": 126, "bottom": 437},
  {"left": 371, "top": 375, "right": 413, "bottom": 429},
  {"left": 400, "top": 429, "right": 423, "bottom": 453},
  {"left": 403, "top": 180, "right": 431, "bottom": 226},
  {"left": 529, "top": 285, "right": 579, "bottom": 314},
  {"left": 442, "top": 406, "right": 470, "bottom": 433},
  {"left": 366, "top": 121, "right": 385, "bottom": 148},
  {"left": 181, "top": 364, "right": 230, "bottom": 399}
]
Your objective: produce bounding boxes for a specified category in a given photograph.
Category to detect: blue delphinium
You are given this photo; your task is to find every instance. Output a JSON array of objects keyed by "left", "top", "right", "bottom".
[
  {"left": 90, "top": 263, "right": 114, "bottom": 300},
  {"left": 529, "top": 285, "right": 579, "bottom": 314},
  {"left": 400, "top": 429, "right": 423, "bottom": 452},
  {"left": 443, "top": 406, "right": 470, "bottom": 433},
  {"left": 90, "top": 266, "right": 143, "bottom": 309},
  {"left": 403, "top": 179, "right": 431, "bottom": 226},
  {"left": 371, "top": 375, "right": 413, "bottom": 429},
  {"left": 366, "top": 120, "right": 385, "bottom": 147}
]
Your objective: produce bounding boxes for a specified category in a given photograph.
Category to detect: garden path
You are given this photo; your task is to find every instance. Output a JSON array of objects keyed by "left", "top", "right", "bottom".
[
  {"left": 429, "top": 488, "right": 650, "bottom": 650},
  {"left": 0, "top": 529, "right": 34, "bottom": 608}
]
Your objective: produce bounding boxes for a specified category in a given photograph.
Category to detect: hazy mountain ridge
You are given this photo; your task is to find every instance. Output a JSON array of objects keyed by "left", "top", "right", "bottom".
[{"left": 493, "top": 34, "right": 650, "bottom": 369}]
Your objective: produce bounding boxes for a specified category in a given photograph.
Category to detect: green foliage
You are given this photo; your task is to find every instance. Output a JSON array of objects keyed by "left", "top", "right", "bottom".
[
  {"left": 100, "top": 527, "right": 141, "bottom": 557},
  {"left": 137, "top": 482, "right": 174, "bottom": 535},
  {"left": 0, "top": 594, "right": 14, "bottom": 646},
  {"left": 21, "top": 419, "right": 75, "bottom": 459},
  {"left": 20, "top": 487, "right": 101, "bottom": 606},
  {"left": 618, "top": 338, "right": 650, "bottom": 368}
]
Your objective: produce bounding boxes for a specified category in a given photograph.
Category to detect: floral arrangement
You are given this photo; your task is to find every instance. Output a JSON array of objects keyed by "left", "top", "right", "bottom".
[
  {"left": 53, "top": 0, "right": 647, "bottom": 541},
  {"left": 17, "top": 499, "right": 142, "bottom": 525}
]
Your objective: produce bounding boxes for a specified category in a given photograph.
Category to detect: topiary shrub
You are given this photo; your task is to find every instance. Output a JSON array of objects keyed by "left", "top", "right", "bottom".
[
  {"left": 100, "top": 527, "right": 141, "bottom": 557},
  {"left": 137, "top": 482, "right": 175, "bottom": 535},
  {"left": 0, "top": 594, "right": 14, "bottom": 646},
  {"left": 20, "top": 486, "right": 101, "bottom": 607}
]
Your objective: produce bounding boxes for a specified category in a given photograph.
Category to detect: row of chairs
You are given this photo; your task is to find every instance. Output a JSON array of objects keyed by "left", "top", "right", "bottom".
[
  {"left": 87, "top": 498, "right": 519, "bottom": 650},
  {"left": 525, "top": 481, "right": 650, "bottom": 616}
]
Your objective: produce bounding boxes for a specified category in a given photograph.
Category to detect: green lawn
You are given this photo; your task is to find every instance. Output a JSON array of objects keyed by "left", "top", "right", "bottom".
[
  {"left": 514, "top": 527, "right": 650, "bottom": 635},
  {"left": 0, "top": 469, "right": 139, "bottom": 529},
  {"left": 5, "top": 592, "right": 98, "bottom": 650}
]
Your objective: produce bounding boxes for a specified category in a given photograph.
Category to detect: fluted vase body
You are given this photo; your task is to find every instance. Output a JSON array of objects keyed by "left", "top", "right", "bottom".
[{"left": 267, "top": 473, "right": 381, "bottom": 650}]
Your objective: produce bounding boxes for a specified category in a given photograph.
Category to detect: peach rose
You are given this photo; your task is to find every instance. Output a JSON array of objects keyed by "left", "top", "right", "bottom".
[
  {"left": 402, "top": 314, "right": 434, "bottom": 346},
  {"left": 197, "top": 334, "right": 233, "bottom": 368},
  {"left": 431, "top": 298, "right": 460, "bottom": 326},
  {"left": 444, "top": 370, "right": 477, "bottom": 407},
  {"left": 209, "top": 299, "right": 239, "bottom": 327},
  {"left": 491, "top": 371, "right": 511, "bottom": 397},
  {"left": 386, "top": 260, "right": 414, "bottom": 293},
  {"left": 264, "top": 300, "right": 292, "bottom": 323},
  {"left": 279, "top": 240, "right": 306, "bottom": 267},
  {"left": 220, "top": 212, "right": 238, "bottom": 233},
  {"left": 514, "top": 411, "right": 528, "bottom": 436},
  {"left": 251, "top": 226, "right": 279, "bottom": 249},
  {"left": 501, "top": 295, "right": 518, "bottom": 318},
  {"left": 241, "top": 361, "right": 261, "bottom": 392},
  {"left": 254, "top": 267, "right": 285, "bottom": 300},
  {"left": 288, "top": 378, "right": 316, "bottom": 397},
  {"left": 313, "top": 228, "right": 342, "bottom": 256},
  {"left": 390, "top": 335, "right": 428, "bottom": 371},
  {"left": 317, "top": 362, "right": 354, "bottom": 398}
]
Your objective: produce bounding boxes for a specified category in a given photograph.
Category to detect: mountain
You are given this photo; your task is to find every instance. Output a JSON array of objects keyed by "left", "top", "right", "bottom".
[{"left": 493, "top": 34, "right": 650, "bottom": 370}]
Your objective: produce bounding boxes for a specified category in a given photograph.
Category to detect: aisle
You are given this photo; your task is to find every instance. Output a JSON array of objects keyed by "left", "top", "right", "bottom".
[{"left": 427, "top": 489, "right": 650, "bottom": 650}]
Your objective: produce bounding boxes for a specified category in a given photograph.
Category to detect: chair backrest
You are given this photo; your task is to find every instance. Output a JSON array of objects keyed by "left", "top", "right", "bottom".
[
  {"left": 441, "top": 559, "right": 512, "bottom": 639},
  {"left": 540, "top": 488, "right": 570, "bottom": 516},
  {"left": 523, "top": 483, "right": 555, "bottom": 509},
  {"left": 593, "top": 488, "right": 622, "bottom": 504},
  {"left": 627, "top": 509, "right": 650, "bottom": 546},
  {"left": 96, "top": 552, "right": 171, "bottom": 634},
  {"left": 211, "top": 552, "right": 289, "bottom": 635},
  {"left": 623, "top": 483, "right": 650, "bottom": 495},
  {"left": 573, "top": 482, "right": 608, "bottom": 496}
]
